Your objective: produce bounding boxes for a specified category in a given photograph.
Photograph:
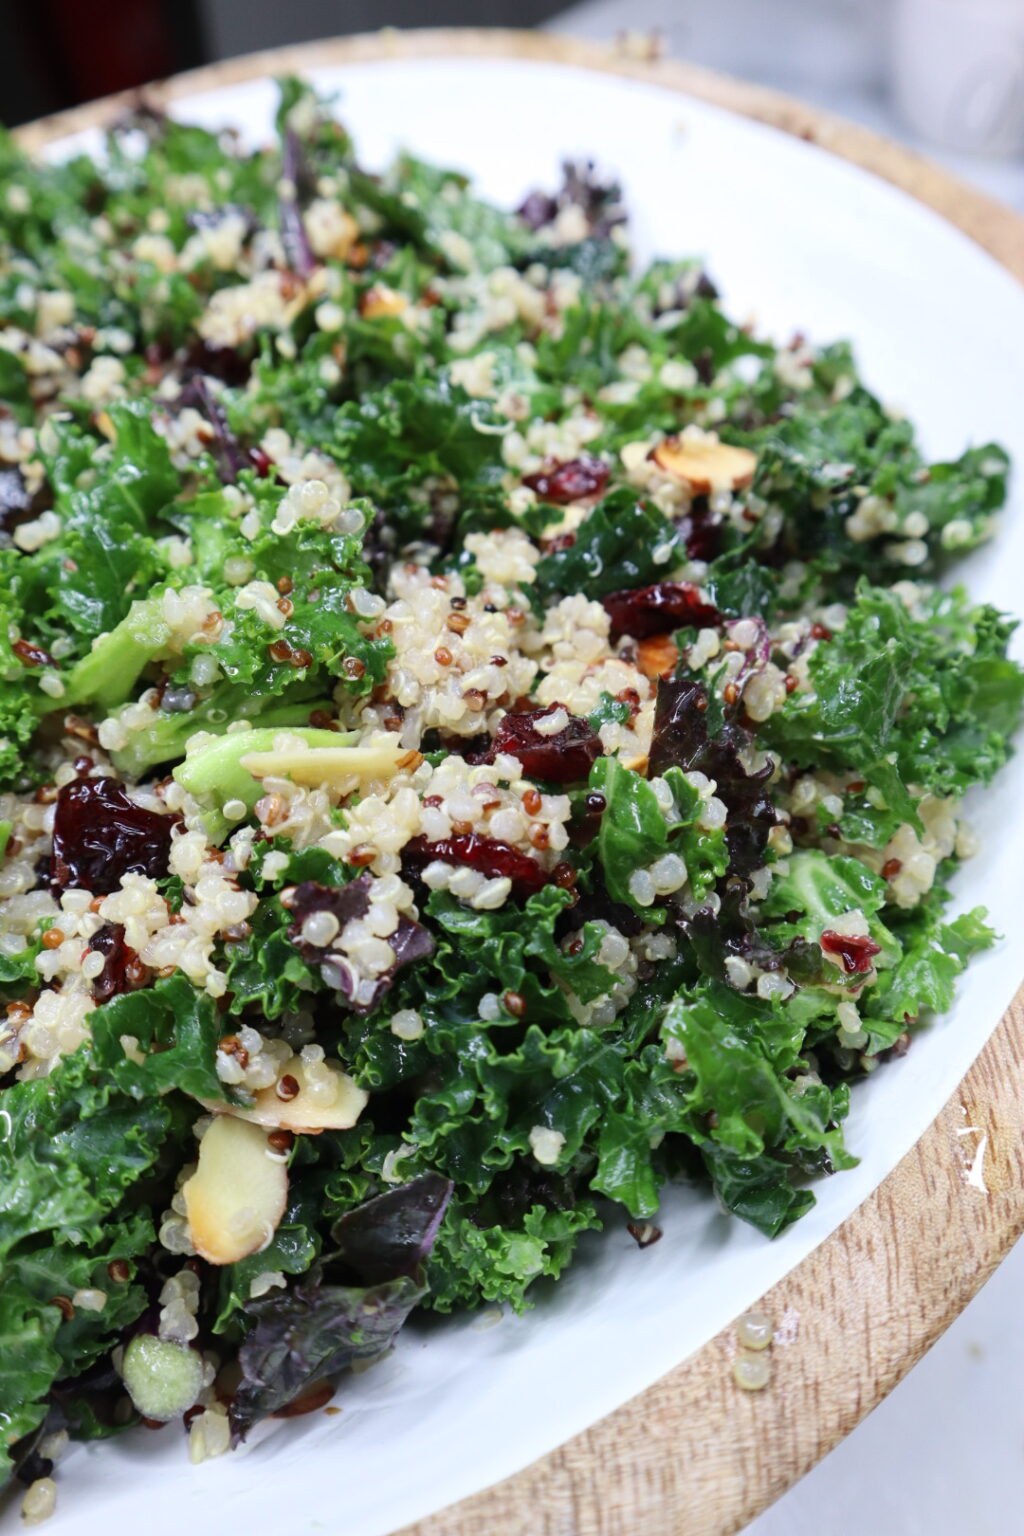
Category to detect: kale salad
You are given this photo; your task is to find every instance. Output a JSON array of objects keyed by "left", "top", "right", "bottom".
[{"left": 1, "top": 77, "right": 1021, "bottom": 1516}]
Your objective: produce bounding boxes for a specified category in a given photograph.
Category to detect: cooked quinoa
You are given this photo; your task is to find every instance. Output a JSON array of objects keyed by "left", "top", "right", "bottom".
[{"left": 1, "top": 77, "right": 1021, "bottom": 1500}]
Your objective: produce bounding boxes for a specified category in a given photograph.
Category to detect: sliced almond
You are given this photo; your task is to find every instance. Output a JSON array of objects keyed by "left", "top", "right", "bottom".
[
  {"left": 182, "top": 1116, "right": 288, "bottom": 1266},
  {"left": 637, "top": 635, "right": 680, "bottom": 681},
  {"left": 651, "top": 437, "right": 757, "bottom": 495},
  {"left": 202, "top": 1058, "right": 368, "bottom": 1135},
  {"left": 239, "top": 743, "right": 406, "bottom": 787},
  {"left": 94, "top": 410, "right": 116, "bottom": 442},
  {"left": 361, "top": 285, "right": 407, "bottom": 320},
  {"left": 319, "top": 209, "right": 359, "bottom": 262}
]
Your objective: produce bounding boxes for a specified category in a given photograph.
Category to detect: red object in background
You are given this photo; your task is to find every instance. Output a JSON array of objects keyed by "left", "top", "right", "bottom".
[
  {"left": 43, "top": 0, "right": 173, "bottom": 99},
  {"left": 17, "top": 0, "right": 202, "bottom": 114}
]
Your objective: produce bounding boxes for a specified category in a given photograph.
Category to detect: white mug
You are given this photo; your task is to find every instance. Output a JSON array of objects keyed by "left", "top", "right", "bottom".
[{"left": 891, "top": 0, "right": 1024, "bottom": 154}]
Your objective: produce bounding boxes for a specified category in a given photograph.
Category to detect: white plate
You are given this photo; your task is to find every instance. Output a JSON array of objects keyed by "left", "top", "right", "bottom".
[{"left": 36, "top": 52, "right": 1024, "bottom": 1536}]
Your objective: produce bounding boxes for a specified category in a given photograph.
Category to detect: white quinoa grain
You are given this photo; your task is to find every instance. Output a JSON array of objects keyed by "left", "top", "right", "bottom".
[
  {"left": 649, "top": 853, "right": 687, "bottom": 895},
  {"left": 628, "top": 869, "right": 657, "bottom": 907},
  {"left": 300, "top": 910, "right": 341, "bottom": 947},
  {"left": 390, "top": 1008, "right": 425, "bottom": 1041},
  {"left": 736, "top": 1312, "right": 774, "bottom": 1350},
  {"left": 733, "top": 1351, "right": 772, "bottom": 1391},
  {"left": 21, "top": 1478, "right": 57, "bottom": 1526},
  {"left": 528, "top": 1125, "right": 566, "bottom": 1166},
  {"left": 71, "top": 1288, "right": 107, "bottom": 1313}
]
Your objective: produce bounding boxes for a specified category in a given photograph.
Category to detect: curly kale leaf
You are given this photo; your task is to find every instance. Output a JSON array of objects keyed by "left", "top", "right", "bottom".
[
  {"left": 331, "top": 377, "right": 508, "bottom": 546},
  {"left": 0, "top": 1283, "right": 62, "bottom": 1487},
  {"left": 0, "top": 1056, "right": 183, "bottom": 1480},
  {"left": 862, "top": 896, "right": 995, "bottom": 1044},
  {"left": 763, "top": 583, "right": 1024, "bottom": 797},
  {"left": 415, "top": 884, "right": 615, "bottom": 1026},
  {"left": 424, "top": 1195, "right": 601, "bottom": 1312},
  {"left": 661, "top": 982, "right": 854, "bottom": 1200},
  {"left": 701, "top": 1145, "right": 816, "bottom": 1237},
  {"left": 10, "top": 1213, "right": 151, "bottom": 1383},
  {"left": 758, "top": 849, "right": 898, "bottom": 964},
  {"left": 37, "top": 404, "right": 179, "bottom": 645},
  {"left": 86, "top": 972, "right": 225, "bottom": 1101},
  {"left": 89, "top": 497, "right": 389, "bottom": 778},
  {"left": 587, "top": 755, "right": 727, "bottom": 914},
  {"left": 350, "top": 153, "right": 529, "bottom": 274},
  {"left": 533, "top": 488, "right": 680, "bottom": 604},
  {"left": 0, "top": 1055, "right": 180, "bottom": 1260},
  {"left": 743, "top": 386, "right": 1006, "bottom": 583}
]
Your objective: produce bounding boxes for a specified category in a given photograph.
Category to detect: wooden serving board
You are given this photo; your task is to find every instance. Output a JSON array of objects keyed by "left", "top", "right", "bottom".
[{"left": 16, "top": 31, "right": 1024, "bottom": 1535}]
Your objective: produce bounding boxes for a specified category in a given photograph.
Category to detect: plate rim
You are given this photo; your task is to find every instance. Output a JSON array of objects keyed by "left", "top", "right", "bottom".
[{"left": 13, "top": 28, "right": 1024, "bottom": 1536}]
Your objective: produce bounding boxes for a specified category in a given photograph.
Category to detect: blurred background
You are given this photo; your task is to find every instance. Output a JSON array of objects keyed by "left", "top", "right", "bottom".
[
  {"left": 2, "top": 2, "right": 1023, "bottom": 1533},
  {"left": 1, "top": 0, "right": 1023, "bottom": 208}
]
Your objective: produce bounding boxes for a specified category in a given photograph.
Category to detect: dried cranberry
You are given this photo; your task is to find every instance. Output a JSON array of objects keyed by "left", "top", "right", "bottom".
[
  {"left": 820, "top": 929, "right": 881, "bottom": 975},
  {"left": 693, "top": 350, "right": 716, "bottom": 388},
  {"left": 248, "top": 447, "right": 274, "bottom": 477},
  {"left": 470, "top": 704, "right": 602, "bottom": 783},
  {"left": 88, "top": 922, "right": 147, "bottom": 1003},
  {"left": 676, "top": 499, "right": 722, "bottom": 562},
  {"left": 522, "top": 455, "right": 609, "bottom": 506},
  {"left": 184, "top": 339, "right": 252, "bottom": 387},
  {"left": 543, "top": 531, "right": 577, "bottom": 555},
  {"left": 602, "top": 582, "right": 721, "bottom": 640},
  {"left": 403, "top": 833, "right": 546, "bottom": 898},
  {"left": 51, "top": 778, "right": 177, "bottom": 895}
]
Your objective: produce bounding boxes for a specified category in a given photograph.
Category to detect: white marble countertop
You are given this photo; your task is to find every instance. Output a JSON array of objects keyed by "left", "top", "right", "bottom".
[{"left": 546, "top": 4, "right": 1023, "bottom": 1531}]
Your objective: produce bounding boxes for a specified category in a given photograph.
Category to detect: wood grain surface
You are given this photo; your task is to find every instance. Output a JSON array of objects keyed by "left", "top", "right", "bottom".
[{"left": 14, "top": 31, "right": 1024, "bottom": 1535}]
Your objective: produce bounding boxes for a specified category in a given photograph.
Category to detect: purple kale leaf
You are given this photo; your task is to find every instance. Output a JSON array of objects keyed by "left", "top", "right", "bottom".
[
  {"left": 285, "top": 874, "right": 435, "bottom": 1011},
  {"left": 279, "top": 128, "right": 316, "bottom": 278},
  {"left": 285, "top": 874, "right": 373, "bottom": 954},
  {"left": 177, "top": 374, "right": 249, "bottom": 484},
  {"left": 230, "top": 1275, "right": 424, "bottom": 1441},
  {"left": 649, "top": 677, "right": 778, "bottom": 877},
  {"left": 230, "top": 1175, "right": 451, "bottom": 1441},
  {"left": 517, "top": 159, "right": 626, "bottom": 240},
  {"left": 330, "top": 1173, "right": 453, "bottom": 1285},
  {"left": 676, "top": 878, "right": 820, "bottom": 988}
]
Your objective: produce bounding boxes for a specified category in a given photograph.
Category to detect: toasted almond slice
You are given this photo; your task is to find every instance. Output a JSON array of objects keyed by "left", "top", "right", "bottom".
[
  {"left": 202, "top": 1058, "right": 368, "bottom": 1135},
  {"left": 239, "top": 743, "right": 406, "bottom": 787},
  {"left": 651, "top": 437, "right": 757, "bottom": 495},
  {"left": 637, "top": 635, "right": 680, "bottom": 681},
  {"left": 621, "top": 753, "right": 649, "bottom": 776},
  {"left": 183, "top": 1116, "right": 288, "bottom": 1266},
  {"left": 361, "top": 285, "right": 407, "bottom": 320},
  {"left": 318, "top": 209, "right": 359, "bottom": 262}
]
